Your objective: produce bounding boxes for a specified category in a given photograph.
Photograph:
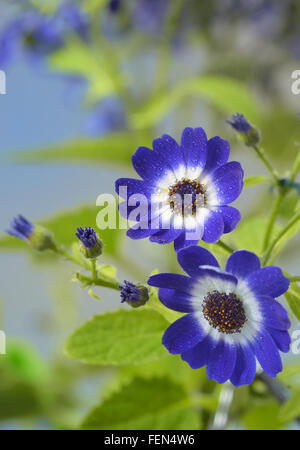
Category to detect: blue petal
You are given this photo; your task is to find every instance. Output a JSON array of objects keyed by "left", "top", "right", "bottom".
[
  {"left": 181, "top": 334, "right": 217, "bottom": 369},
  {"left": 251, "top": 328, "right": 282, "bottom": 377},
  {"left": 226, "top": 250, "right": 261, "bottom": 279},
  {"left": 173, "top": 231, "right": 199, "bottom": 252},
  {"left": 132, "top": 146, "right": 173, "bottom": 184},
  {"left": 204, "top": 136, "right": 230, "bottom": 174},
  {"left": 246, "top": 267, "right": 290, "bottom": 298},
  {"left": 127, "top": 226, "right": 157, "bottom": 239},
  {"left": 177, "top": 245, "right": 219, "bottom": 278},
  {"left": 202, "top": 209, "right": 224, "bottom": 243},
  {"left": 257, "top": 295, "right": 290, "bottom": 331},
  {"left": 213, "top": 206, "right": 241, "bottom": 233},
  {"left": 148, "top": 273, "right": 195, "bottom": 293},
  {"left": 162, "top": 313, "right": 206, "bottom": 354},
  {"left": 158, "top": 288, "right": 195, "bottom": 313},
  {"left": 115, "top": 177, "right": 154, "bottom": 198},
  {"left": 149, "top": 226, "right": 182, "bottom": 244},
  {"left": 206, "top": 341, "right": 237, "bottom": 384},
  {"left": 196, "top": 266, "right": 238, "bottom": 288},
  {"left": 210, "top": 161, "right": 244, "bottom": 205},
  {"left": 181, "top": 127, "right": 207, "bottom": 171},
  {"left": 230, "top": 344, "right": 256, "bottom": 387},
  {"left": 152, "top": 134, "right": 185, "bottom": 176},
  {"left": 268, "top": 328, "right": 291, "bottom": 353},
  {"left": 5, "top": 229, "right": 26, "bottom": 240}
]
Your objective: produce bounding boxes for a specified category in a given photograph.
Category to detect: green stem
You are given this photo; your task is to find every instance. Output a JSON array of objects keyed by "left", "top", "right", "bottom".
[
  {"left": 52, "top": 245, "right": 89, "bottom": 270},
  {"left": 76, "top": 273, "right": 120, "bottom": 291},
  {"left": 289, "top": 276, "right": 300, "bottom": 283},
  {"left": 217, "top": 240, "right": 234, "bottom": 254},
  {"left": 253, "top": 145, "right": 279, "bottom": 185},
  {"left": 210, "top": 382, "right": 235, "bottom": 430},
  {"left": 262, "top": 211, "right": 300, "bottom": 266},
  {"left": 90, "top": 259, "right": 97, "bottom": 281},
  {"left": 262, "top": 191, "right": 284, "bottom": 251},
  {"left": 291, "top": 149, "right": 300, "bottom": 182}
]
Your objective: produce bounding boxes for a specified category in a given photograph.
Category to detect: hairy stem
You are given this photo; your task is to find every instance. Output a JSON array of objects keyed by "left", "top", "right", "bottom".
[
  {"left": 210, "top": 382, "right": 235, "bottom": 430},
  {"left": 258, "top": 373, "right": 300, "bottom": 424},
  {"left": 90, "top": 258, "right": 97, "bottom": 280},
  {"left": 289, "top": 276, "right": 300, "bottom": 282},
  {"left": 262, "top": 190, "right": 284, "bottom": 251},
  {"left": 262, "top": 211, "right": 300, "bottom": 265},
  {"left": 291, "top": 149, "right": 300, "bottom": 182},
  {"left": 217, "top": 240, "right": 234, "bottom": 254},
  {"left": 253, "top": 145, "right": 279, "bottom": 185}
]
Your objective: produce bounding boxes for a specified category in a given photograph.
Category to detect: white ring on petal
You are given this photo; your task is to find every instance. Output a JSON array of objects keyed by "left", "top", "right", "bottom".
[{"left": 189, "top": 272, "right": 263, "bottom": 347}]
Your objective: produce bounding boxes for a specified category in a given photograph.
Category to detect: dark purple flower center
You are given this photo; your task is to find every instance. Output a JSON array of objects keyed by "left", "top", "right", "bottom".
[
  {"left": 203, "top": 290, "right": 247, "bottom": 334},
  {"left": 168, "top": 178, "right": 206, "bottom": 216}
]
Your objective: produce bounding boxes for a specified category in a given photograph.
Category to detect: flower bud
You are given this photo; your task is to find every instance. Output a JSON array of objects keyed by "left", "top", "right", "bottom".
[
  {"left": 6, "top": 215, "right": 54, "bottom": 251},
  {"left": 227, "top": 113, "right": 261, "bottom": 147},
  {"left": 119, "top": 280, "right": 149, "bottom": 308},
  {"left": 75, "top": 227, "right": 103, "bottom": 259}
]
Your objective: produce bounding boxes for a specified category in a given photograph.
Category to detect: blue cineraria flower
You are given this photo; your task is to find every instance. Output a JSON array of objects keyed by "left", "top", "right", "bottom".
[
  {"left": 0, "top": 12, "right": 63, "bottom": 68},
  {"left": 75, "top": 227, "right": 103, "bottom": 258},
  {"left": 115, "top": 127, "right": 244, "bottom": 251},
  {"left": 227, "top": 113, "right": 261, "bottom": 146},
  {"left": 119, "top": 280, "right": 149, "bottom": 308},
  {"left": 148, "top": 246, "right": 291, "bottom": 386},
  {"left": 6, "top": 215, "right": 54, "bottom": 251}
]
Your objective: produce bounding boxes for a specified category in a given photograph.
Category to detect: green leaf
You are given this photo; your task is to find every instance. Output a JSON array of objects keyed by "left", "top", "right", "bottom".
[
  {"left": 81, "top": 377, "right": 200, "bottom": 430},
  {"left": 64, "top": 309, "right": 169, "bottom": 366},
  {"left": 285, "top": 282, "right": 300, "bottom": 321},
  {"left": 0, "top": 204, "right": 123, "bottom": 259},
  {"left": 271, "top": 214, "right": 300, "bottom": 261},
  {"left": 244, "top": 175, "right": 270, "bottom": 188},
  {"left": 242, "top": 401, "right": 286, "bottom": 430},
  {"left": 4, "top": 340, "right": 48, "bottom": 383},
  {"left": 0, "top": 379, "right": 41, "bottom": 421},
  {"left": 232, "top": 216, "right": 281, "bottom": 255},
  {"left": 279, "top": 390, "right": 300, "bottom": 422},
  {"left": 49, "top": 38, "right": 115, "bottom": 102},
  {"left": 259, "top": 108, "right": 300, "bottom": 165},
  {"left": 12, "top": 132, "right": 150, "bottom": 167},
  {"left": 132, "top": 75, "right": 260, "bottom": 129}
]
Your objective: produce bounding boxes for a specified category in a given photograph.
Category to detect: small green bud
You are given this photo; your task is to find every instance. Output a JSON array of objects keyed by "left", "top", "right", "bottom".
[{"left": 29, "top": 225, "right": 55, "bottom": 251}]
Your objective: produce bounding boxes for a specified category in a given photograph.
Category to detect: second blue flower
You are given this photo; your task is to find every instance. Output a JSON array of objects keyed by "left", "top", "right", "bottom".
[{"left": 116, "top": 127, "right": 244, "bottom": 250}]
